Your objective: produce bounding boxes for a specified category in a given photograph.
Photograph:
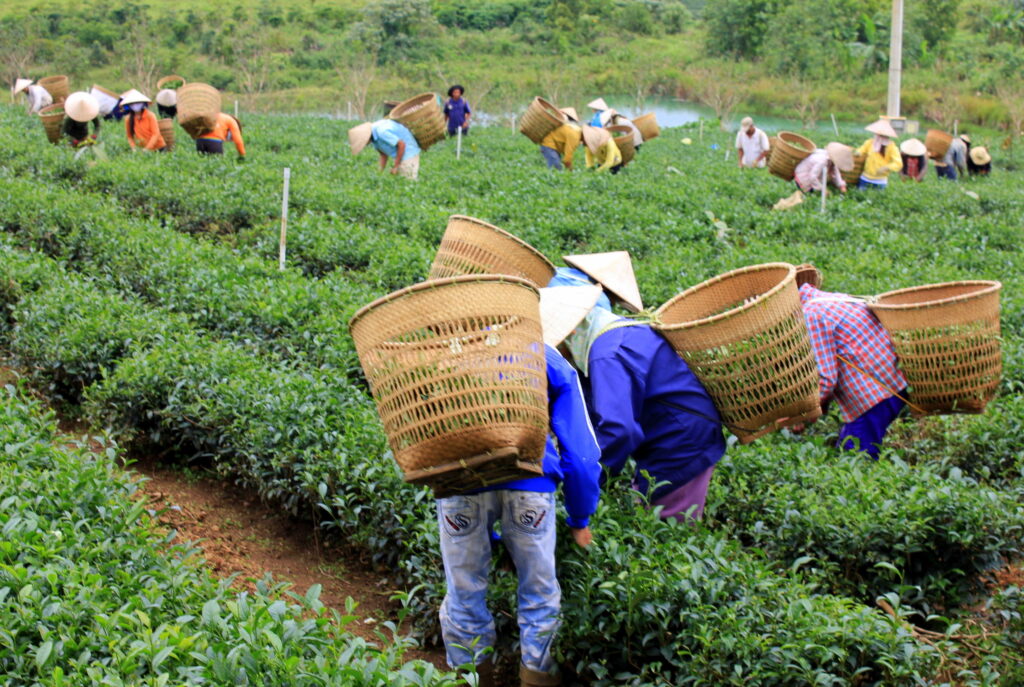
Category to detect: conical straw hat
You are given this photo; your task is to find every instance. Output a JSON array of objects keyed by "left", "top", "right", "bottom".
[
  {"left": 120, "top": 89, "right": 151, "bottom": 106},
  {"left": 825, "top": 142, "right": 854, "bottom": 171},
  {"left": 970, "top": 146, "right": 991, "bottom": 165},
  {"left": 899, "top": 138, "right": 926, "bottom": 157},
  {"left": 865, "top": 119, "right": 898, "bottom": 138},
  {"left": 156, "top": 88, "right": 177, "bottom": 106},
  {"left": 65, "top": 92, "right": 100, "bottom": 122},
  {"left": 559, "top": 107, "right": 580, "bottom": 122},
  {"left": 562, "top": 251, "right": 643, "bottom": 312},
  {"left": 581, "top": 125, "right": 610, "bottom": 155},
  {"left": 539, "top": 285, "right": 602, "bottom": 346},
  {"left": 587, "top": 97, "right": 609, "bottom": 111},
  {"left": 348, "top": 122, "right": 374, "bottom": 155},
  {"left": 13, "top": 78, "right": 32, "bottom": 96}
]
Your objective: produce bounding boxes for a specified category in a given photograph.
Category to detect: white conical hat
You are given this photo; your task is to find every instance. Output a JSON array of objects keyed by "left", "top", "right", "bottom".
[
  {"left": 865, "top": 119, "right": 898, "bottom": 138},
  {"left": 899, "top": 138, "right": 926, "bottom": 157},
  {"left": 587, "top": 97, "right": 609, "bottom": 111},
  {"left": 539, "top": 285, "right": 602, "bottom": 346},
  {"left": 559, "top": 107, "right": 580, "bottom": 122},
  {"left": 155, "top": 88, "right": 177, "bottom": 106},
  {"left": 348, "top": 122, "right": 374, "bottom": 155},
  {"left": 825, "top": 142, "right": 855, "bottom": 171},
  {"left": 120, "top": 89, "right": 151, "bottom": 106},
  {"left": 64, "top": 92, "right": 100, "bottom": 122},
  {"left": 562, "top": 251, "right": 644, "bottom": 312},
  {"left": 13, "top": 78, "right": 32, "bottom": 96},
  {"left": 581, "top": 125, "right": 610, "bottom": 155}
]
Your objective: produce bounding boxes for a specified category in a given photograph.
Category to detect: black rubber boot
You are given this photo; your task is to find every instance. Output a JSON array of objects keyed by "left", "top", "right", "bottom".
[{"left": 519, "top": 664, "right": 561, "bottom": 687}]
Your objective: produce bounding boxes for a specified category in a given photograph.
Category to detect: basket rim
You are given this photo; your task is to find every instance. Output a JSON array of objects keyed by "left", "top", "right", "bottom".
[
  {"left": 38, "top": 103, "right": 65, "bottom": 116},
  {"left": 870, "top": 280, "right": 1001, "bottom": 312},
  {"left": 445, "top": 215, "right": 557, "bottom": 271},
  {"left": 654, "top": 262, "right": 796, "bottom": 330},
  {"left": 349, "top": 274, "right": 540, "bottom": 329},
  {"left": 389, "top": 92, "right": 439, "bottom": 116}
]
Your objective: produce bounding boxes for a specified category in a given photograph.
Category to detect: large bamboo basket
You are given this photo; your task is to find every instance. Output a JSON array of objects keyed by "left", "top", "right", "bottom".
[
  {"left": 38, "top": 104, "right": 64, "bottom": 144},
  {"left": 156, "top": 74, "right": 186, "bottom": 90},
  {"left": 429, "top": 215, "right": 556, "bottom": 287},
  {"left": 768, "top": 132, "right": 816, "bottom": 180},
  {"left": 633, "top": 112, "right": 660, "bottom": 141},
  {"left": 653, "top": 263, "right": 821, "bottom": 444},
  {"left": 350, "top": 275, "right": 549, "bottom": 494},
  {"left": 519, "top": 97, "right": 566, "bottom": 144},
  {"left": 841, "top": 153, "right": 866, "bottom": 187},
  {"left": 607, "top": 125, "right": 636, "bottom": 165},
  {"left": 925, "top": 129, "right": 953, "bottom": 160},
  {"left": 177, "top": 83, "right": 221, "bottom": 137},
  {"left": 868, "top": 281, "right": 1001, "bottom": 415},
  {"left": 158, "top": 118, "right": 175, "bottom": 150},
  {"left": 388, "top": 93, "right": 446, "bottom": 150},
  {"left": 38, "top": 75, "right": 70, "bottom": 104}
]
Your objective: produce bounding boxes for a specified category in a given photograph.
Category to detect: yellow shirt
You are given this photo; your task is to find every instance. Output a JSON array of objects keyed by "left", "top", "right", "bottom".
[
  {"left": 540, "top": 124, "right": 582, "bottom": 167},
  {"left": 585, "top": 138, "right": 622, "bottom": 172},
  {"left": 856, "top": 139, "right": 902, "bottom": 181}
]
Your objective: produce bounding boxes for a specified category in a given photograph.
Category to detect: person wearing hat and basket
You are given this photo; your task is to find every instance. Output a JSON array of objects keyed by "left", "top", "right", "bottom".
[
  {"left": 348, "top": 119, "right": 421, "bottom": 180},
  {"left": 736, "top": 116, "right": 771, "bottom": 169},
  {"left": 794, "top": 142, "right": 853, "bottom": 194},
  {"left": 934, "top": 133, "right": 967, "bottom": 181},
  {"left": 899, "top": 138, "right": 928, "bottom": 182},
  {"left": 586, "top": 98, "right": 614, "bottom": 127},
  {"left": 582, "top": 126, "right": 622, "bottom": 174},
  {"left": 122, "top": 89, "right": 166, "bottom": 152},
  {"left": 793, "top": 265, "right": 908, "bottom": 459},
  {"left": 548, "top": 255, "right": 726, "bottom": 521},
  {"left": 855, "top": 119, "right": 902, "bottom": 190},
  {"left": 62, "top": 92, "right": 102, "bottom": 150},
  {"left": 538, "top": 108, "right": 583, "bottom": 171},
  {"left": 443, "top": 85, "right": 471, "bottom": 137},
  {"left": 156, "top": 88, "right": 177, "bottom": 119},
  {"left": 196, "top": 112, "right": 246, "bottom": 159},
  {"left": 13, "top": 79, "right": 53, "bottom": 114},
  {"left": 436, "top": 289, "right": 602, "bottom": 687},
  {"left": 968, "top": 145, "right": 991, "bottom": 176}
]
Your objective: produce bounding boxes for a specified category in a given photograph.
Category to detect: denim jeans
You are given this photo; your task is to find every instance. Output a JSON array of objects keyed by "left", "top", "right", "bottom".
[
  {"left": 437, "top": 490, "right": 560, "bottom": 672},
  {"left": 540, "top": 146, "right": 563, "bottom": 170}
]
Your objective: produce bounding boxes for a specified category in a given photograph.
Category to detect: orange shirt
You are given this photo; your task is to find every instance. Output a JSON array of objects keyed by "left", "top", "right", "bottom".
[
  {"left": 198, "top": 113, "right": 246, "bottom": 156},
  {"left": 125, "top": 109, "right": 166, "bottom": 151}
]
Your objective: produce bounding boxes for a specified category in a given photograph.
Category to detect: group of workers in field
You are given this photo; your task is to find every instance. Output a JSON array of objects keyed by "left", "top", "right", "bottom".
[
  {"left": 535, "top": 97, "right": 646, "bottom": 173},
  {"left": 12, "top": 77, "right": 245, "bottom": 159},
  {"left": 736, "top": 115, "right": 992, "bottom": 201},
  {"left": 439, "top": 251, "right": 910, "bottom": 686}
]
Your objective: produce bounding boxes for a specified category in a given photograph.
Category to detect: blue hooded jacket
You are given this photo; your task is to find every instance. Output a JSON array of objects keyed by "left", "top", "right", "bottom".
[{"left": 475, "top": 344, "right": 602, "bottom": 529}]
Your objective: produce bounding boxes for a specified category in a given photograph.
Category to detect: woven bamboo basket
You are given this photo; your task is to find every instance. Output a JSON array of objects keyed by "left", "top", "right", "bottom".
[
  {"left": 925, "top": 129, "right": 953, "bottom": 160},
  {"left": 607, "top": 125, "right": 636, "bottom": 165},
  {"left": 868, "top": 281, "right": 1001, "bottom": 415},
  {"left": 177, "top": 83, "right": 221, "bottom": 137},
  {"left": 652, "top": 263, "right": 821, "bottom": 444},
  {"left": 38, "top": 104, "right": 64, "bottom": 144},
  {"left": 388, "top": 93, "right": 446, "bottom": 150},
  {"left": 156, "top": 74, "right": 186, "bottom": 90},
  {"left": 841, "top": 153, "right": 866, "bottom": 187},
  {"left": 38, "top": 75, "right": 70, "bottom": 104},
  {"left": 158, "top": 118, "right": 175, "bottom": 150},
  {"left": 633, "top": 112, "right": 660, "bottom": 141},
  {"left": 350, "top": 275, "right": 549, "bottom": 494},
  {"left": 768, "top": 131, "right": 816, "bottom": 180},
  {"left": 519, "top": 97, "right": 566, "bottom": 144},
  {"left": 429, "top": 215, "right": 556, "bottom": 287}
]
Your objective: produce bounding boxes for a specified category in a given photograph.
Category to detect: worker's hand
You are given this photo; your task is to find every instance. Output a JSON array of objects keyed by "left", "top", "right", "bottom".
[
  {"left": 237, "top": 155, "right": 246, "bottom": 163},
  {"left": 570, "top": 527, "right": 592, "bottom": 548},
  {"left": 390, "top": 166, "right": 400, "bottom": 175},
  {"left": 840, "top": 186, "right": 847, "bottom": 194}
]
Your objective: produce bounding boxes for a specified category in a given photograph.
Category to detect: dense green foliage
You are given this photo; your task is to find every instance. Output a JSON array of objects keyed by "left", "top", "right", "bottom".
[{"left": 1, "top": 107, "right": 1023, "bottom": 683}]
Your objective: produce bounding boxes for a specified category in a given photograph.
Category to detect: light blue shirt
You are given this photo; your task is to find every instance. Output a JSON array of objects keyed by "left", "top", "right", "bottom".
[{"left": 370, "top": 119, "right": 420, "bottom": 160}]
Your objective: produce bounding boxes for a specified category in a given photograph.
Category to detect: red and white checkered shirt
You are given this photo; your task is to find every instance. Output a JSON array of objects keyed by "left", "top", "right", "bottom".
[{"left": 799, "top": 284, "right": 906, "bottom": 423}]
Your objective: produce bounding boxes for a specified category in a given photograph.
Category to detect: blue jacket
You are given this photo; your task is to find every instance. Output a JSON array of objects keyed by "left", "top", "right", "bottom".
[
  {"left": 583, "top": 324, "right": 726, "bottom": 500},
  {"left": 477, "top": 345, "right": 602, "bottom": 528}
]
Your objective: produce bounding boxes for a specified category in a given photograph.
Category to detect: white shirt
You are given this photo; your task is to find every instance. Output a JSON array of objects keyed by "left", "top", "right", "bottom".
[
  {"left": 612, "top": 115, "right": 644, "bottom": 146},
  {"left": 735, "top": 127, "right": 770, "bottom": 167},
  {"left": 26, "top": 85, "right": 53, "bottom": 114}
]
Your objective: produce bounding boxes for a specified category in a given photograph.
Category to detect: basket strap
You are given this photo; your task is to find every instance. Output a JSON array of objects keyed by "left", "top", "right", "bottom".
[{"left": 836, "top": 353, "right": 926, "bottom": 415}]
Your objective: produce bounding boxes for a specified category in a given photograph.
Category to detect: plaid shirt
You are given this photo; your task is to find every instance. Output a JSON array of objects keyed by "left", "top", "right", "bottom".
[{"left": 799, "top": 284, "right": 906, "bottom": 423}]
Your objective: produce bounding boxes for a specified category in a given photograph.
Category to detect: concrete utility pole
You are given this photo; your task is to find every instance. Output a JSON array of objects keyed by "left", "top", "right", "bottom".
[{"left": 887, "top": 0, "right": 904, "bottom": 117}]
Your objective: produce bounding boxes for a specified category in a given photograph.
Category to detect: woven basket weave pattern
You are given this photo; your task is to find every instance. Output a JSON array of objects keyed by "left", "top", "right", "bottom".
[
  {"left": 633, "top": 113, "right": 659, "bottom": 140},
  {"left": 607, "top": 125, "right": 636, "bottom": 165},
  {"left": 519, "top": 97, "right": 566, "bottom": 144},
  {"left": 177, "top": 83, "right": 221, "bottom": 136},
  {"left": 350, "top": 276, "right": 549, "bottom": 491},
  {"left": 925, "top": 129, "right": 953, "bottom": 160},
  {"left": 38, "top": 104, "right": 64, "bottom": 144},
  {"left": 156, "top": 74, "right": 186, "bottom": 90},
  {"left": 654, "top": 263, "right": 821, "bottom": 443},
  {"left": 841, "top": 154, "right": 866, "bottom": 186},
  {"left": 38, "top": 75, "right": 70, "bottom": 104},
  {"left": 869, "top": 281, "right": 1001, "bottom": 414},
  {"left": 157, "top": 118, "right": 175, "bottom": 150},
  {"left": 389, "top": 93, "right": 446, "bottom": 150},
  {"left": 429, "top": 216, "right": 556, "bottom": 287},
  {"left": 768, "top": 132, "right": 816, "bottom": 180}
]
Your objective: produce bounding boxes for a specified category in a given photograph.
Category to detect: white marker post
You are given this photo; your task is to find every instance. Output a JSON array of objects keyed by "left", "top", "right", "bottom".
[
  {"left": 234, "top": 100, "right": 239, "bottom": 119},
  {"left": 348, "top": 102, "right": 353, "bottom": 120},
  {"left": 831, "top": 113, "right": 839, "bottom": 137},
  {"left": 954, "top": 119, "right": 959, "bottom": 137},
  {"left": 456, "top": 127, "right": 462, "bottom": 160},
  {"left": 279, "top": 168, "right": 290, "bottom": 271},
  {"left": 820, "top": 165, "right": 828, "bottom": 213}
]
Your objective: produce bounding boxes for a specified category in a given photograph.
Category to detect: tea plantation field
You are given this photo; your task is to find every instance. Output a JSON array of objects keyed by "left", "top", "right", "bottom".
[{"left": 1, "top": 106, "right": 1022, "bottom": 685}]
